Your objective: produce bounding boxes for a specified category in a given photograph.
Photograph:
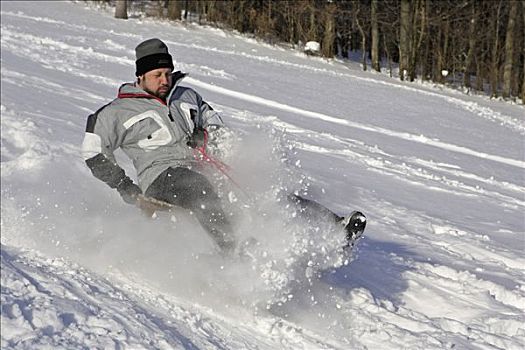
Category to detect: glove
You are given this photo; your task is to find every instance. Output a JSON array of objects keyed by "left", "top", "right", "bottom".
[
  {"left": 116, "top": 178, "right": 142, "bottom": 205},
  {"left": 187, "top": 128, "right": 207, "bottom": 149},
  {"left": 136, "top": 195, "right": 173, "bottom": 217}
]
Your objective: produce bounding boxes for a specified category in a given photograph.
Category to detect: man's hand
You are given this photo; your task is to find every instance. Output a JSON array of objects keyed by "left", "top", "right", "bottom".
[
  {"left": 136, "top": 195, "right": 173, "bottom": 217},
  {"left": 116, "top": 179, "right": 142, "bottom": 205},
  {"left": 187, "top": 128, "right": 207, "bottom": 149}
]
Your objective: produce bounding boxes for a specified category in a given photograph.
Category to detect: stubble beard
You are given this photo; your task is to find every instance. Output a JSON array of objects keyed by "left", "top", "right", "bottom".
[{"left": 144, "top": 86, "right": 169, "bottom": 100}]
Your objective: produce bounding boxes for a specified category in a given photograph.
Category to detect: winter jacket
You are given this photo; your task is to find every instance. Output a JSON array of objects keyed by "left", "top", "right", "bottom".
[{"left": 82, "top": 72, "right": 224, "bottom": 202}]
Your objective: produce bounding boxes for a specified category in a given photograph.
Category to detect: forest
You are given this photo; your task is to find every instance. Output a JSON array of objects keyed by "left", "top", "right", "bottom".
[{"left": 110, "top": 0, "right": 525, "bottom": 102}]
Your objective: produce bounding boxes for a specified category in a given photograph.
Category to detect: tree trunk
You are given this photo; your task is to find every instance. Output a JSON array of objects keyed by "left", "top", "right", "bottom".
[
  {"left": 167, "top": 1, "right": 182, "bottom": 21},
  {"left": 522, "top": 1, "right": 525, "bottom": 102},
  {"left": 322, "top": 4, "right": 336, "bottom": 58},
  {"left": 421, "top": 31, "right": 430, "bottom": 81},
  {"left": 490, "top": 1, "right": 503, "bottom": 97},
  {"left": 421, "top": 0, "right": 431, "bottom": 81},
  {"left": 503, "top": 0, "right": 518, "bottom": 98},
  {"left": 115, "top": 0, "right": 128, "bottom": 19},
  {"left": 268, "top": 0, "right": 272, "bottom": 24},
  {"left": 436, "top": 18, "right": 450, "bottom": 84},
  {"left": 205, "top": 1, "right": 216, "bottom": 23},
  {"left": 355, "top": 12, "right": 367, "bottom": 70},
  {"left": 475, "top": 55, "right": 484, "bottom": 92},
  {"left": 408, "top": 0, "right": 426, "bottom": 81},
  {"left": 287, "top": 3, "right": 295, "bottom": 43},
  {"left": 383, "top": 32, "right": 393, "bottom": 77},
  {"left": 309, "top": 2, "right": 317, "bottom": 41},
  {"left": 463, "top": 3, "right": 478, "bottom": 89},
  {"left": 371, "top": 0, "right": 380, "bottom": 72},
  {"left": 184, "top": 0, "right": 189, "bottom": 20},
  {"left": 399, "top": 0, "right": 411, "bottom": 80}
]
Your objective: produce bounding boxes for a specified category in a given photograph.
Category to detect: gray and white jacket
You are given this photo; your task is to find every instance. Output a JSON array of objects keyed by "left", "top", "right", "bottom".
[{"left": 82, "top": 72, "right": 224, "bottom": 201}]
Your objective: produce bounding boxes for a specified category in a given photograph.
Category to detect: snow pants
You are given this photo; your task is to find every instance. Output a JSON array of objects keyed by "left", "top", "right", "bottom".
[
  {"left": 287, "top": 193, "right": 342, "bottom": 225},
  {"left": 145, "top": 167, "right": 235, "bottom": 252}
]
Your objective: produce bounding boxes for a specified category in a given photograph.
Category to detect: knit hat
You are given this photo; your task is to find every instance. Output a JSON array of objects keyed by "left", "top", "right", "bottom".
[{"left": 135, "top": 38, "right": 174, "bottom": 76}]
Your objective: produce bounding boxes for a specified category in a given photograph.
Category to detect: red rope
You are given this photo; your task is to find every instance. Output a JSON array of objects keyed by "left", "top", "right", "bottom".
[{"left": 193, "top": 130, "right": 251, "bottom": 201}]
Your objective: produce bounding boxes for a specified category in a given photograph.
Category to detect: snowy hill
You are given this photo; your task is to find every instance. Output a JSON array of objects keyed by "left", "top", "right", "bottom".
[{"left": 1, "top": 1, "right": 524, "bottom": 349}]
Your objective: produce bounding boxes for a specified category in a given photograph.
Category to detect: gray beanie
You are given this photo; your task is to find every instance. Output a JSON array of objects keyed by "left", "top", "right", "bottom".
[{"left": 135, "top": 38, "right": 174, "bottom": 76}]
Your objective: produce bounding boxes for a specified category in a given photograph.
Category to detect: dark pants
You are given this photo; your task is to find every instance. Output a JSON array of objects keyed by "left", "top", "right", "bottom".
[
  {"left": 145, "top": 167, "right": 235, "bottom": 252},
  {"left": 287, "top": 193, "right": 342, "bottom": 224}
]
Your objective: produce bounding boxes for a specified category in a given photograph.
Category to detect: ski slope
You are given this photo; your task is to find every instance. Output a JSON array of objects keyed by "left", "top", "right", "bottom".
[{"left": 1, "top": 2, "right": 524, "bottom": 349}]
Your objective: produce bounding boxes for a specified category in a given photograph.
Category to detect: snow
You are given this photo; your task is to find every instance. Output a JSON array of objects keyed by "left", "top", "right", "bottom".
[{"left": 1, "top": 1, "right": 524, "bottom": 349}]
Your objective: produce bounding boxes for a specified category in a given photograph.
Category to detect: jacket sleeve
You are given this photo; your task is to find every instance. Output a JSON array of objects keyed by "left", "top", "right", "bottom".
[
  {"left": 199, "top": 99, "right": 224, "bottom": 130},
  {"left": 170, "top": 86, "right": 224, "bottom": 132},
  {"left": 81, "top": 105, "right": 141, "bottom": 204}
]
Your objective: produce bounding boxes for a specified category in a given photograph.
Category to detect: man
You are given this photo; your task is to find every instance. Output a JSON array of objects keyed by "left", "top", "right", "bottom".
[
  {"left": 82, "top": 38, "right": 235, "bottom": 253},
  {"left": 83, "top": 38, "right": 366, "bottom": 257}
]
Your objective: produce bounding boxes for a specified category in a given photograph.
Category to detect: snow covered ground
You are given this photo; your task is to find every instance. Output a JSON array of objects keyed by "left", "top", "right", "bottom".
[{"left": 1, "top": 1, "right": 524, "bottom": 349}]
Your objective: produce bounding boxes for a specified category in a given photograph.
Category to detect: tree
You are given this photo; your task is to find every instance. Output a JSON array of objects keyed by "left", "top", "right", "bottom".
[
  {"left": 522, "top": 1, "right": 525, "bottom": 102},
  {"left": 371, "top": 0, "right": 380, "bottom": 72},
  {"left": 503, "top": 0, "right": 519, "bottom": 98},
  {"left": 490, "top": 1, "right": 504, "bottom": 97},
  {"left": 434, "top": 6, "right": 451, "bottom": 84},
  {"left": 411, "top": 0, "right": 427, "bottom": 81},
  {"left": 353, "top": 2, "right": 367, "bottom": 70},
  {"left": 463, "top": 2, "right": 478, "bottom": 89},
  {"left": 115, "top": 0, "right": 127, "bottom": 20},
  {"left": 167, "top": 1, "right": 182, "bottom": 21},
  {"left": 322, "top": 3, "right": 336, "bottom": 58},
  {"left": 399, "top": 0, "right": 411, "bottom": 80},
  {"left": 307, "top": 1, "right": 318, "bottom": 42}
]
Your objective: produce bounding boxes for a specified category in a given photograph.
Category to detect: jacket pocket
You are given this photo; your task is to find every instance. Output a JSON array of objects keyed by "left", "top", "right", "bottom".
[{"left": 123, "top": 110, "right": 172, "bottom": 150}]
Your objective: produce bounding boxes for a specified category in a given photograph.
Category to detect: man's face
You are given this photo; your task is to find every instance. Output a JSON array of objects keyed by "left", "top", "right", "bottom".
[{"left": 138, "top": 68, "right": 173, "bottom": 99}]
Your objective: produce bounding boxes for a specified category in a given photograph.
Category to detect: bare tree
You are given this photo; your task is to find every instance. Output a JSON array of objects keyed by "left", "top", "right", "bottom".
[
  {"left": 522, "top": 1, "right": 525, "bottom": 102},
  {"left": 503, "top": 0, "right": 519, "bottom": 98},
  {"left": 490, "top": 1, "right": 504, "bottom": 97},
  {"left": 115, "top": 0, "right": 128, "bottom": 20},
  {"left": 322, "top": 3, "right": 336, "bottom": 58},
  {"left": 463, "top": 2, "right": 478, "bottom": 89},
  {"left": 408, "top": 0, "right": 426, "bottom": 81},
  {"left": 435, "top": 10, "right": 450, "bottom": 84},
  {"left": 399, "top": 0, "right": 411, "bottom": 80},
  {"left": 167, "top": 1, "right": 182, "bottom": 21},
  {"left": 371, "top": 0, "right": 380, "bottom": 72},
  {"left": 307, "top": 1, "right": 318, "bottom": 42},
  {"left": 353, "top": 2, "right": 367, "bottom": 70}
]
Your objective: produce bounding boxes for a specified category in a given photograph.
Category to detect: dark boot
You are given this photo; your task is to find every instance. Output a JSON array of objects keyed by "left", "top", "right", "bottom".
[{"left": 340, "top": 211, "right": 366, "bottom": 249}]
